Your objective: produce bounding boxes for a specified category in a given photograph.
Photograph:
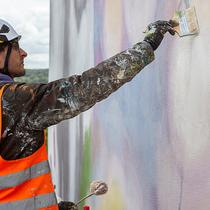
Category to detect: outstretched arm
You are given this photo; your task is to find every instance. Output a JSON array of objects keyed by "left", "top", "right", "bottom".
[{"left": 2, "top": 20, "right": 176, "bottom": 130}]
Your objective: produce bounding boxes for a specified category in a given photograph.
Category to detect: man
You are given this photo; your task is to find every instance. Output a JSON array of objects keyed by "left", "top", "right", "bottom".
[{"left": 0, "top": 18, "right": 176, "bottom": 209}]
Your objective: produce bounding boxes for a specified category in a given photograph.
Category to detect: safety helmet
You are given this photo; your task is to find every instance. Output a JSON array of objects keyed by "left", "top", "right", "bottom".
[
  {"left": 0, "top": 19, "right": 22, "bottom": 77},
  {"left": 0, "top": 19, "right": 21, "bottom": 43}
]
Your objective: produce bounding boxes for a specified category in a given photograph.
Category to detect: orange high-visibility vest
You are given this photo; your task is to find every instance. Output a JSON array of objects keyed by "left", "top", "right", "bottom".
[{"left": 0, "top": 85, "right": 59, "bottom": 210}]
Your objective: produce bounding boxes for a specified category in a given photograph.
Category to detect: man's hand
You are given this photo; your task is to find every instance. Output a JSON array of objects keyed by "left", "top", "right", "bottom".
[
  {"left": 144, "top": 20, "right": 177, "bottom": 50},
  {"left": 58, "top": 201, "right": 78, "bottom": 210}
]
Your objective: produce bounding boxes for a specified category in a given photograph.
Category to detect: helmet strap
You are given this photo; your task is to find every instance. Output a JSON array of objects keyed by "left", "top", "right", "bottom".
[{"left": 0, "top": 42, "right": 12, "bottom": 77}]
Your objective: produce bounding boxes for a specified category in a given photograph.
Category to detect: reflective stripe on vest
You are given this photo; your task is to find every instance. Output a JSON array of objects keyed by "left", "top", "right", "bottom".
[
  {"left": 0, "top": 192, "right": 57, "bottom": 210},
  {"left": 0, "top": 160, "right": 50, "bottom": 190}
]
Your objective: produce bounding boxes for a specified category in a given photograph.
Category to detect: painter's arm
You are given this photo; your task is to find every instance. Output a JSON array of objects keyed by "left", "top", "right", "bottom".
[{"left": 2, "top": 20, "right": 175, "bottom": 130}]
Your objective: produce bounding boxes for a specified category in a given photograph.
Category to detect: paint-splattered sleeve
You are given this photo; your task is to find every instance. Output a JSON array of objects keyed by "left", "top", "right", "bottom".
[{"left": 3, "top": 41, "right": 154, "bottom": 130}]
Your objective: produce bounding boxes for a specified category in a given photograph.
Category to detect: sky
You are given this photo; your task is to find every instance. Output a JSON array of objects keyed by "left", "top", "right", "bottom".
[{"left": 0, "top": 0, "right": 50, "bottom": 69}]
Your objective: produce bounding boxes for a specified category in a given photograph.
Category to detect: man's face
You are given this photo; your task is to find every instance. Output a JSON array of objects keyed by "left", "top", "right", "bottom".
[{"left": 8, "top": 42, "right": 27, "bottom": 78}]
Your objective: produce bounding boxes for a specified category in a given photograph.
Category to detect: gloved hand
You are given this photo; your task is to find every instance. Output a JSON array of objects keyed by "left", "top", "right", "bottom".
[
  {"left": 58, "top": 201, "right": 78, "bottom": 210},
  {"left": 144, "top": 20, "right": 177, "bottom": 50}
]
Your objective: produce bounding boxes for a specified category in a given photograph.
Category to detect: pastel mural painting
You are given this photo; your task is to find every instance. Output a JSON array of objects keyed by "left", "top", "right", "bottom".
[{"left": 49, "top": 0, "right": 210, "bottom": 210}]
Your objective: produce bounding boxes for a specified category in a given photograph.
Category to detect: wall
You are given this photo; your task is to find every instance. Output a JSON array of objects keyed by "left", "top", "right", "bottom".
[
  {"left": 48, "top": 0, "right": 94, "bottom": 201},
  {"left": 49, "top": 0, "right": 210, "bottom": 209}
]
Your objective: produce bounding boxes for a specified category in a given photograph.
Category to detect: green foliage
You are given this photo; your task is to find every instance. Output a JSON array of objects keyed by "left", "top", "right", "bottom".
[{"left": 14, "top": 69, "right": 49, "bottom": 84}]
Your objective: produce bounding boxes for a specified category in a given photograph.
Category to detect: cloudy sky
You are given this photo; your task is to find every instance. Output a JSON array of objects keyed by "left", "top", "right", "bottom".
[{"left": 0, "top": 0, "right": 50, "bottom": 69}]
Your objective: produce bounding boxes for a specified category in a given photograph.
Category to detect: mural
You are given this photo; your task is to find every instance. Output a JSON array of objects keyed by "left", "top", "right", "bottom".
[{"left": 49, "top": 0, "right": 210, "bottom": 209}]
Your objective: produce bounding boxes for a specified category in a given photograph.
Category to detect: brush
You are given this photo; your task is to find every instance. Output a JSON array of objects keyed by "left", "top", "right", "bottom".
[{"left": 173, "top": 6, "right": 199, "bottom": 37}]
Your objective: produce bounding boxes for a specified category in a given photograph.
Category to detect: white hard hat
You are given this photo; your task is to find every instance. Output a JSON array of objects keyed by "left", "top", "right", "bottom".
[
  {"left": 0, "top": 19, "right": 22, "bottom": 76},
  {"left": 0, "top": 19, "right": 21, "bottom": 43}
]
